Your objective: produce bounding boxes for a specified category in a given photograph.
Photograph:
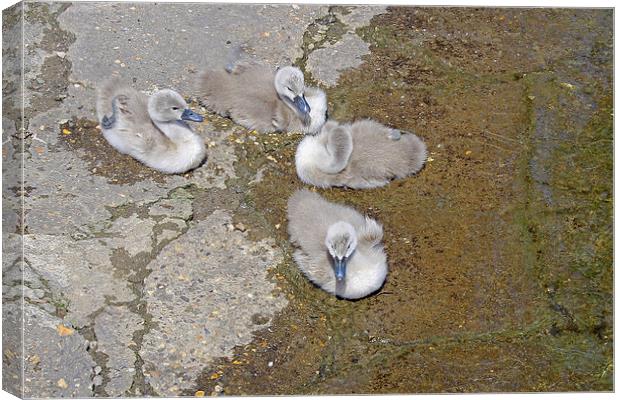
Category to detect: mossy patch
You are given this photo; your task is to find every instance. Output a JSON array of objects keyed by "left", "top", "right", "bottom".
[{"left": 190, "top": 7, "right": 612, "bottom": 394}]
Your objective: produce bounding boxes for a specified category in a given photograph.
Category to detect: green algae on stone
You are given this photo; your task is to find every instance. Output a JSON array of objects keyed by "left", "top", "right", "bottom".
[{"left": 191, "top": 7, "right": 613, "bottom": 394}]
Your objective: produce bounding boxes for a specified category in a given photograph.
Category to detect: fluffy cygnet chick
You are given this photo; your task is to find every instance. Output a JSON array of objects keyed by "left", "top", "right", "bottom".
[
  {"left": 295, "top": 119, "right": 427, "bottom": 189},
  {"left": 287, "top": 189, "right": 388, "bottom": 299},
  {"left": 199, "top": 62, "right": 327, "bottom": 134},
  {"left": 96, "top": 78, "right": 206, "bottom": 174}
]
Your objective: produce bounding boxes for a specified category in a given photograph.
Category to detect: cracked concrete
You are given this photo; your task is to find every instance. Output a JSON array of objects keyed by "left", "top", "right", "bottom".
[
  {"left": 3, "top": 1, "right": 381, "bottom": 397},
  {"left": 94, "top": 305, "right": 144, "bottom": 396},
  {"left": 140, "top": 210, "right": 286, "bottom": 396},
  {"left": 305, "top": 6, "right": 386, "bottom": 87},
  {"left": 24, "top": 233, "right": 136, "bottom": 327},
  {"left": 21, "top": 302, "right": 95, "bottom": 398},
  {"left": 307, "top": 32, "right": 370, "bottom": 87}
]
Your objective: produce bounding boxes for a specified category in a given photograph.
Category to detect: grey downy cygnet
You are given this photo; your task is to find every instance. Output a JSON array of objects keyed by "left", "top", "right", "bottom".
[
  {"left": 199, "top": 61, "right": 327, "bottom": 134},
  {"left": 295, "top": 119, "right": 427, "bottom": 189},
  {"left": 96, "top": 78, "right": 206, "bottom": 174},
  {"left": 287, "top": 189, "right": 388, "bottom": 300}
]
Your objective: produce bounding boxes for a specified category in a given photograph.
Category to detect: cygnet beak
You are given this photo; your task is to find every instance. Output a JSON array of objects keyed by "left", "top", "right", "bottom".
[
  {"left": 293, "top": 95, "right": 311, "bottom": 121},
  {"left": 181, "top": 108, "right": 204, "bottom": 122},
  {"left": 334, "top": 257, "right": 347, "bottom": 282}
]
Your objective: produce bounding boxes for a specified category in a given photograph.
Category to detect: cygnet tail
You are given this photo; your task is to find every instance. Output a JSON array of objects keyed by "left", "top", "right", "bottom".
[
  {"left": 101, "top": 97, "right": 119, "bottom": 130},
  {"left": 225, "top": 44, "right": 247, "bottom": 73},
  {"left": 402, "top": 133, "right": 428, "bottom": 175},
  {"left": 96, "top": 77, "right": 124, "bottom": 124},
  {"left": 359, "top": 217, "right": 384, "bottom": 247}
]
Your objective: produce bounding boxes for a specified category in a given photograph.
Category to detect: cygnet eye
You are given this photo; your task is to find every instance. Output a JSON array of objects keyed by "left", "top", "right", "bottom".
[{"left": 172, "top": 106, "right": 179, "bottom": 110}]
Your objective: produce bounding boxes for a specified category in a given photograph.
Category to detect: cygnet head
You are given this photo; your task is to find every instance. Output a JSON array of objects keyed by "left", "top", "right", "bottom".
[
  {"left": 274, "top": 66, "right": 311, "bottom": 125},
  {"left": 148, "top": 89, "right": 204, "bottom": 123},
  {"left": 325, "top": 222, "right": 358, "bottom": 282}
]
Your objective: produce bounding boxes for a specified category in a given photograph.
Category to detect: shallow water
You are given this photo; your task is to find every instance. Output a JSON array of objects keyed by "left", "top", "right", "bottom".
[{"left": 191, "top": 7, "right": 612, "bottom": 394}]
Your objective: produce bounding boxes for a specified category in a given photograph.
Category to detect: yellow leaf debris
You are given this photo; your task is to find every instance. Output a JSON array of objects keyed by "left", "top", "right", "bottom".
[
  {"left": 465, "top": 150, "right": 472, "bottom": 156},
  {"left": 57, "top": 378, "right": 68, "bottom": 389},
  {"left": 195, "top": 390, "right": 205, "bottom": 397},
  {"left": 62, "top": 129, "right": 72, "bottom": 135},
  {"left": 560, "top": 82, "right": 575, "bottom": 90},
  {"left": 56, "top": 324, "right": 74, "bottom": 336}
]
